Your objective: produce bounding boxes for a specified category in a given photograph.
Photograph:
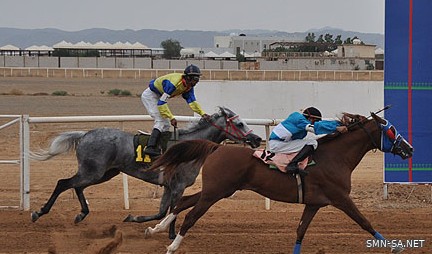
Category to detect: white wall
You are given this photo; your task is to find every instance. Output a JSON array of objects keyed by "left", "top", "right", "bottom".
[{"left": 195, "top": 81, "right": 384, "bottom": 137}]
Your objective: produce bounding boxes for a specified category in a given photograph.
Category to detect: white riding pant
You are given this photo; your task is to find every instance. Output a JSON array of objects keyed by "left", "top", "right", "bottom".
[
  {"left": 141, "top": 88, "right": 171, "bottom": 132},
  {"left": 268, "top": 138, "right": 318, "bottom": 154}
]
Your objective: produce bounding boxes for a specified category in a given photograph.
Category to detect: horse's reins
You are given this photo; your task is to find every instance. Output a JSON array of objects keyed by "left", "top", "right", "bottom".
[
  {"left": 344, "top": 105, "right": 392, "bottom": 150},
  {"left": 208, "top": 114, "right": 252, "bottom": 141}
]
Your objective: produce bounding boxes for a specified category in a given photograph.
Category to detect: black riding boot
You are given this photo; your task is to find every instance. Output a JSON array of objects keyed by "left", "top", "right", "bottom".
[
  {"left": 285, "top": 145, "right": 315, "bottom": 176},
  {"left": 144, "top": 128, "right": 162, "bottom": 156}
]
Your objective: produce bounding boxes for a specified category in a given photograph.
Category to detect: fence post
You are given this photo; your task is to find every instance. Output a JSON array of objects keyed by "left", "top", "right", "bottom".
[
  {"left": 265, "top": 125, "right": 271, "bottom": 210},
  {"left": 20, "top": 115, "right": 30, "bottom": 210},
  {"left": 119, "top": 121, "right": 130, "bottom": 210}
]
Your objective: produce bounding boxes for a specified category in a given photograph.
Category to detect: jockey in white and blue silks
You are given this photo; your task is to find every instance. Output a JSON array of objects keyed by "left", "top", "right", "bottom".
[
  {"left": 141, "top": 64, "right": 210, "bottom": 156},
  {"left": 269, "top": 107, "right": 348, "bottom": 175}
]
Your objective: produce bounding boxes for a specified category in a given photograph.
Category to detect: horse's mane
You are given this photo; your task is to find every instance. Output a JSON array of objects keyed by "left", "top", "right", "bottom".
[
  {"left": 317, "top": 112, "right": 369, "bottom": 144},
  {"left": 178, "top": 117, "right": 213, "bottom": 135},
  {"left": 178, "top": 107, "right": 230, "bottom": 135}
]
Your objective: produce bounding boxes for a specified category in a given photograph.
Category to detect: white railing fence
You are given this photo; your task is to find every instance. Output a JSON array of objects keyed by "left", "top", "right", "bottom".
[
  {"left": 0, "top": 115, "right": 29, "bottom": 210},
  {"left": 19, "top": 114, "right": 279, "bottom": 211}
]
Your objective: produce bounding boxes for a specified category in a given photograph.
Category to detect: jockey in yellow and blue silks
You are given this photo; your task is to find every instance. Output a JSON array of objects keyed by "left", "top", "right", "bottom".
[
  {"left": 269, "top": 107, "right": 348, "bottom": 175},
  {"left": 141, "top": 64, "right": 210, "bottom": 156}
]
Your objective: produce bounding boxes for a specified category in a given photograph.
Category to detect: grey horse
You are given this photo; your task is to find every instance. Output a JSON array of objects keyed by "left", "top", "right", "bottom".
[{"left": 30, "top": 106, "right": 262, "bottom": 239}]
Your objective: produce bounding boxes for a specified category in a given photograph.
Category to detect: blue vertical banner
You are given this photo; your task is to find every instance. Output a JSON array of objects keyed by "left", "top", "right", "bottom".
[{"left": 385, "top": 0, "right": 432, "bottom": 183}]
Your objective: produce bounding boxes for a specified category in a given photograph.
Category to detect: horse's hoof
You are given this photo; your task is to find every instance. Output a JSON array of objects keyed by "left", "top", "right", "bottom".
[
  {"left": 391, "top": 246, "right": 405, "bottom": 253},
  {"left": 144, "top": 228, "right": 152, "bottom": 239},
  {"left": 74, "top": 213, "right": 86, "bottom": 224},
  {"left": 31, "top": 212, "right": 39, "bottom": 222},
  {"left": 123, "top": 214, "right": 135, "bottom": 222}
]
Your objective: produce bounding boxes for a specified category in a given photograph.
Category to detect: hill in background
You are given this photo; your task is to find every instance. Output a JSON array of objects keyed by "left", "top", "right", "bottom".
[{"left": 0, "top": 27, "right": 384, "bottom": 49}]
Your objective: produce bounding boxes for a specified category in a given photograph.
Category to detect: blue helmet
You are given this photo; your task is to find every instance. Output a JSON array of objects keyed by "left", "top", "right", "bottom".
[{"left": 184, "top": 64, "right": 202, "bottom": 77}]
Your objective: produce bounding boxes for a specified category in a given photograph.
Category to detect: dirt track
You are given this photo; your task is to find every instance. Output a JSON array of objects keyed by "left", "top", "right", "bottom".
[{"left": 0, "top": 77, "right": 431, "bottom": 254}]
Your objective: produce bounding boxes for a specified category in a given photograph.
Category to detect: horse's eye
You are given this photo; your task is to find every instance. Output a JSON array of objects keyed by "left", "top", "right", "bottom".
[{"left": 237, "top": 123, "right": 244, "bottom": 128}]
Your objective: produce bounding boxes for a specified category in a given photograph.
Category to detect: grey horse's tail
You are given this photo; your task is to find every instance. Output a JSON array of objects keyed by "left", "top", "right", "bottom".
[{"left": 29, "top": 131, "right": 88, "bottom": 161}]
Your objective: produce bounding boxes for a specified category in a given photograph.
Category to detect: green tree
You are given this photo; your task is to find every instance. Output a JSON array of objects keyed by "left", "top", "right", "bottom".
[
  {"left": 324, "top": 33, "right": 334, "bottom": 43},
  {"left": 344, "top": 37, "right": 353, "bottom": 44},
  {"left": 316, "top": 34, "right": 325, "bottom": 43},
  {"left": 334, "top": 35, "right": 343, "bottom": 45},
  {"left": 305, "top": 32, "right": 316, "bottom": 43},
  {"left": 161, "top": 39, "right": 182, "bottom": 59}
]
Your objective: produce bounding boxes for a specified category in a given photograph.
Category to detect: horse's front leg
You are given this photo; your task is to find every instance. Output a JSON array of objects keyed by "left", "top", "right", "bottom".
[
  {"left": 145, "top": 192, "right": 202, "bottom": 239},
  {"left": 123, "top": 187, "right": 171, "bottom": 223},
  {"left": 292, "top": 205, "right": 320, "bottom": 254},
  {"left": 144, "top": 213, "right": 177, "bottom": 237},
  {"left": 333, "top": 196, "right": 404, "bottom": 254}
]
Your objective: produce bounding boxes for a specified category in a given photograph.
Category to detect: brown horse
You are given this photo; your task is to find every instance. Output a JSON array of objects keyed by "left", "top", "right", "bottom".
[{"left": 145, "top": 112, "right": 413, "bottom": 254}]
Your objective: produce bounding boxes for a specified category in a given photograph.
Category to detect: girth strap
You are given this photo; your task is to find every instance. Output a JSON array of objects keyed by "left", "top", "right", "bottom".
[{"left": 296, "top": 174, "right": 304, "bottom": 204}]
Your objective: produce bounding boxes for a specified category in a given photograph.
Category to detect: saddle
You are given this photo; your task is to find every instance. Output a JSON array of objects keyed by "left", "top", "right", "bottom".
[
  {"left": 253, "top": 149, "right": 312, "bottom": 173},
  {"left": 133, "top": 130, "right": 173, "bottom": 163}
]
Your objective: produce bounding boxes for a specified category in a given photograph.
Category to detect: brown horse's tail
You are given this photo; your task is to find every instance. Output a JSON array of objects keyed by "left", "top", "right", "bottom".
[{"left": 149, "top": 139, "right": 221, "bottom": 181}]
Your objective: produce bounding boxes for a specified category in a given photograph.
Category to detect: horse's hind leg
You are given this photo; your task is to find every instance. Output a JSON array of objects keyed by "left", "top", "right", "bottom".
[
  {"left": 73, "top": 187, "right": 89, "bottom": 223},
  {"left": 32, "top": 167, "right": 118, "bottom": 223},
  {"left": 73, "top": 168, "right": 120, "bottom": 223},
  {"left": 292, "top": 205, "right": 320, "bottom": 254},
  {"left": 172, "top": 192, "right": 201, "bottom": 214},
  {"left": 31, "top": 177, "right": 76, "bottom": 222}
]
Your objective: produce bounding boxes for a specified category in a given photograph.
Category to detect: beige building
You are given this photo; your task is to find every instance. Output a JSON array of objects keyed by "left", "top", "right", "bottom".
[{"left": 337, "top": 44, "right": 375, "bottom": 58}]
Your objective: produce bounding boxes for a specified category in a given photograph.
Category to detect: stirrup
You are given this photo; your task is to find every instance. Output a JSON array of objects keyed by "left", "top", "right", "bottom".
[{"left": 285, "top": 165, "right": 308, "bottom": 176}]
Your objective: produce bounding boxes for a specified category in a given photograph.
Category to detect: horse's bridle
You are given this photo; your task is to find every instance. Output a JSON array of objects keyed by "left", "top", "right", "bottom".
[
  {"left": 208, "top": 114, "right": 252, "bottom": 141},
  {"left": 347, "top": 117, "right": 399, "bottom": 153},
  {"left": 352, "top": 120, "right": 380, "bottom": 150}
]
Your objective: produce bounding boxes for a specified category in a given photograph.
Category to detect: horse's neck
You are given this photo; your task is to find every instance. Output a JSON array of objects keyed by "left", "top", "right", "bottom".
[
  {"left": 178, "top": 125, "right": 226, "bottom": 143},
  {"left": 178, "top": 120, "right": 226, "bottom": 143},
  {"left": 321, "top": 130, "right": 376, "bottom": 174}
]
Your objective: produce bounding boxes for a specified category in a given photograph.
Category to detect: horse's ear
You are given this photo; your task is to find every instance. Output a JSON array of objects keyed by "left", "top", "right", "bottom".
[
  {"left": 219, "top": 106, "right": 227, "bottom": 116},
  {"left": 340, "top": 113, "right": 352, "bottom": 125},
  {"left": 371, "top": 112, "right": 386, "bottom": 124}
]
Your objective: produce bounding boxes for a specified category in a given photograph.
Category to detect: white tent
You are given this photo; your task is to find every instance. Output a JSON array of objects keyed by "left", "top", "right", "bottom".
[
  {"left": 219, "top": 51, "right": 236, "bottom": 58},
  {"left": 0, "top": 44, "right": 20, "bottom": 50},
  {"left": 53, "top": 40, "right": 74, "bottom": 48},
  {"left": 131, "top": 42, "right": 148, "bottom": 49},
  {"left": 25, "top": 45, "right": 54, "bottom": 51},
  {"left": 204, "top": 51, "right": 220, "bottom": 58},
  {"left": 0, "top": 44, "right": 21, "bottom": 55},
  {"left": 93, "top": 41, "right": 112, "bottom": 49},
  {"left": 74, "top": 41, "right": 92, "bottom": 49}
]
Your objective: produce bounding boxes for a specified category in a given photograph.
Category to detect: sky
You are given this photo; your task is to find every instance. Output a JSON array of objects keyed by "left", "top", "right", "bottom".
[{"left": 1, "top": 0, "right": 384, "bottom": 34}]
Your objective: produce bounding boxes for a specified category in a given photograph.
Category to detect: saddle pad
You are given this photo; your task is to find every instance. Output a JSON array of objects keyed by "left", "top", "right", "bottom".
[
  {"left": 253, "top": 149, "right": 308, "bottom": 173},
  {"left": 133, "top": 131, "right": 173, "bottom": 164},
  {"left": 134, "top": 133, "right": 152, "bottom": 163}
]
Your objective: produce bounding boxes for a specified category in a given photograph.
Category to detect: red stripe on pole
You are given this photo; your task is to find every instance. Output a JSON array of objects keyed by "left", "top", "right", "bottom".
[{"left": 408, "top": 0, "right": 413, "bottom": 182}]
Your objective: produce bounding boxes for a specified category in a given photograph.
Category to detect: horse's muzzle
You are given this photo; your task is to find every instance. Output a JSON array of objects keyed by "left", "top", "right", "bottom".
[
  {"left": 245, "top": 133, "right": 262, "bottom": 148},
  {"left": 392, "top": 137, "right": 414, "bottom": 160}
]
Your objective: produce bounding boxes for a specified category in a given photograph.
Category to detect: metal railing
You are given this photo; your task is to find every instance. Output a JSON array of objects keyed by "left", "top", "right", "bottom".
[
  {"left": 0, "top": 115, "right": 27, "bottom": 210},
  {"left": 19, "top": 114, "right": 280, "bottom": 211}
]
